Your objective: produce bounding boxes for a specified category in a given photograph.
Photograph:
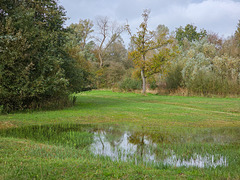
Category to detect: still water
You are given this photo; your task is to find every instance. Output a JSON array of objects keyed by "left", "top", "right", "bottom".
[
  {"left": 0, "top": 124, "right": 228, "bottom": 168},
  {"left": 90, "top": 129, "right": 227, "bottom": 168}
]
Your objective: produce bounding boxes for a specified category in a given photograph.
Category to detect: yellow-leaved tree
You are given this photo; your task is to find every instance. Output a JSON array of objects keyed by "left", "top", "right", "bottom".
[{"left": 126, "top": 9, "right": 177, "bottom": 94}]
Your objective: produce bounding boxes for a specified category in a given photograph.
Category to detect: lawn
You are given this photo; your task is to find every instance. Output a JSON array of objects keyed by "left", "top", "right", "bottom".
[{"left": 0, "top": 90, "right": 240, "bottom": 179}]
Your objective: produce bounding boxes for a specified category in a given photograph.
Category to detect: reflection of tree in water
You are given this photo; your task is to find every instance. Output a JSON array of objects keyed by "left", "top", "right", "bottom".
[
  {"left": 104, "top": 126, "right": 124, "bottom": 147},
  {"left": 94, "top": 126, "right": 124, "bottom": 151},
  {"left": 127, "top": 129, "right": 175, "bottom": 160},
  {"left": 90, "top": 125, "right": 204, "bottom": 167},
  {"left": 127, "top": 127, "right": 156, "bottom": 158},
  {"left": 92, "top": 125, "right": 177, "bottom": 162},
  {"left": 128, "top": 131, "right": 145, "bottom": 157}
]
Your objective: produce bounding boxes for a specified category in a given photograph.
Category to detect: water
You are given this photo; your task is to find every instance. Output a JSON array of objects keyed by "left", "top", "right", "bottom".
[
  {"left": 0, "top": 124, "right": 229, "bottom": 168},
  {"left": 90, "top": 129, "right": 228, "bottom": 168},
  {"left": 164, "top": 152, "right": 227, "bottom": 168}
]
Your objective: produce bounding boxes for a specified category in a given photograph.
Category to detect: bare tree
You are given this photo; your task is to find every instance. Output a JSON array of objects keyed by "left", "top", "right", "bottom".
[{"left": 95, "top": 16, "right": 124, "bottom": 68}]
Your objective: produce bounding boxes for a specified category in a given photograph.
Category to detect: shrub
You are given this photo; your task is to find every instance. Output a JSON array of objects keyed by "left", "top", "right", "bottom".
[
  {"left": 94, "top": 63, "right": 126, "bottom": 88},
  {"left": 118, "top": 78, "right": 142, "bottom": 91},
  {"left": 166, "top": 64, "right": 183, "bottom": 90}
]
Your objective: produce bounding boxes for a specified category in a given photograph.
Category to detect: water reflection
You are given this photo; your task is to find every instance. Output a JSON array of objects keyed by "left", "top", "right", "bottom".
[
  {"left": 164, "top": 151, "right": 227, "bottom": 168},
  {"left": 90, "top": 128, "right": 228, "bottom": 168},
  {"left": 0, "top": 124, "right": 229, "bottom": 168},
  {"left": 91, "top": 131, "right": 137, "bottom": 161}
]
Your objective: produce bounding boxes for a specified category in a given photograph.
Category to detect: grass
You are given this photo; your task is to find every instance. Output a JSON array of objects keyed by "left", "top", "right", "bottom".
[{"left": 0, "top": 90, "right": 240, "bottom": 179}]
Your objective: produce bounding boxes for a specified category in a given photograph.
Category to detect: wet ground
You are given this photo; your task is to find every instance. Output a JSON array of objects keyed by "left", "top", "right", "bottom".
[{"left": 0, "top": 123, "right": 234, "bottom": 168}]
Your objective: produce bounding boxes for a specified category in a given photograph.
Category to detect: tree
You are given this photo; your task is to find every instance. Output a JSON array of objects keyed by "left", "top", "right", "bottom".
[
  {"left": 176, "top": 24, "right": 207, "bottom": 46},
  {"left": 234, "top": 20, "right": 240, "bottom": 57},
  {"left": 67, "top": 19, "right": 94, "bottom": 51},
  {"left": 0, "top": 0, "right": 80, "bottom": 112},
  {"left": 126, "top": 10, "right": 176, "bottom": 94},
  {"left": 207, "top": 32, "right": 223, "bottom": 52},
  {"left": 235, "top": 20, "right": 240, "bottom": 46},
  {"left": 65, "top": 19, "right": 95, "bottom": 92},
  {"left": 104, "top": 37, "right": 128, "bottom": 65},
  {"left": 102, "top": 37, "right": 130, "bottom": 87},
  {"left": 221, "top": 22, "right": 240, "bottom": 58},
  {"left": 94, "top": 16, "right": 124, "bottom": 68}
]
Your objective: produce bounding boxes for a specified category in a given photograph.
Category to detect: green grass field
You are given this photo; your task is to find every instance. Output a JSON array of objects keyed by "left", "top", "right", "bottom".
[{"left": 0, "top": 90, "right": 240, "bottom": 179}]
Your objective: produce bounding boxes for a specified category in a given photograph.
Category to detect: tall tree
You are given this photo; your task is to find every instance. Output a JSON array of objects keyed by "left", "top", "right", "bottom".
[
  {"left": 127, "top": 10, "right": 176, "bottom": 94},
  {"left": 235, "top": 20, "right": 240, "bottom": 45},
  {"left": 234, "top": 20, "right": 240, "bottom": 57},
  {"left": 94, "top": 16, "right": 124, "bottom": 68},
  {"left": 64, "top": 19, "right": 95, "bottom": 92},
  {"left": 100, "top": 37, "right": 130, "bottom": 87},
  {"left": 67, "top": 19, "right": 94, "bottom": 50},
  {"left": 175, "top": 24, "right": 207, "bottom": 46},
  {"left": 221, "top": 21, "right": 240, "bottom": 58},
  {"left": 0, "top": 0, "right": 77, "bottom": 112},
  {"left": 104, "top": 37, "right": 128, "bottom": 66},
  {"left": 207, "top": 32, "right": 223, "bottom": 52}
]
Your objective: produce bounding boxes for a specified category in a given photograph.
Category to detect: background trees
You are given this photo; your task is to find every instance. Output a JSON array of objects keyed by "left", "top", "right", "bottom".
[
  {"left": 164, "top": 23, "right": 240, "bottom": 95},
  {"left": 0, "top": 2, "right": 239, "bottom": 113}
]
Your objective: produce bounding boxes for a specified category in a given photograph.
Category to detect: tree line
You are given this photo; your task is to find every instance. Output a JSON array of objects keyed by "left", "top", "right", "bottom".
[{"left": 0, "top": 0, "right": 240, "bottom": 112}]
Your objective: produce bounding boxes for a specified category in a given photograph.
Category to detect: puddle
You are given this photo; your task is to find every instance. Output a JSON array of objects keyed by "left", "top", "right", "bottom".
[
  {"left": 0, "top": 124, "right": 228, "bottom": 168},
  {"left": 90, "top": 129, "right": 228, "bottom": 168},
  {"left": 91, "top": 130, "right": 156, "bottom": 163}
]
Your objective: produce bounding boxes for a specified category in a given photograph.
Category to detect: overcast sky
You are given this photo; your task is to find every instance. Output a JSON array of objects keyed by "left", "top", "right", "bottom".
[{"left": 59, "top": 0, "right": 240, "bottom": 43}]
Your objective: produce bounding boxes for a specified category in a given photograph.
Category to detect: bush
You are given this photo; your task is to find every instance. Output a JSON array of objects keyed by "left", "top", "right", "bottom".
[
  {"left": 166, "top": 65, "right": 183, "bottom": 90},
  {"left": 118, "top": 78, "right": 142, "bottom": 91},
  {"left": 149, "top": 79, "right": 158, "bottom": 90},
  {"left": 94, "top": 63, "right": 126, "bottom": 88}
]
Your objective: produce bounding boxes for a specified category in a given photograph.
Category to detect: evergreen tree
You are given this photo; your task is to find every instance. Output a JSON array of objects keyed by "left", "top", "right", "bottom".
[{"left": 0, "top": 0, "right": 86, "bottom": 112}]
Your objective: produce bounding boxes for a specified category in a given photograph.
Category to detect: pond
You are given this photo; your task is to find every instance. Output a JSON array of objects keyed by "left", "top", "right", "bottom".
[
  {"left": 0, "top": 124, "right": 229, "bottom": 168},
  {"left": 90, "top": 128, "right": 227, "bottom": 168}
]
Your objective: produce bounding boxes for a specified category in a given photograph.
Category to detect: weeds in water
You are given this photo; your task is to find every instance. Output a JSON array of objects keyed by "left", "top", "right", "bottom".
[
  {"left": 0, "top": 123, "right": 238, "bottom": 169},
  {"left": 0, "top": 124, "right": 94, "bottom": 149}
]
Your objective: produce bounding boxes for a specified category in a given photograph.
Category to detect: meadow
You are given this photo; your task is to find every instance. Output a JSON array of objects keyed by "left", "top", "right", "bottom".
[{"left": 0, "top": 90, "right": 240, "bottom": 179}]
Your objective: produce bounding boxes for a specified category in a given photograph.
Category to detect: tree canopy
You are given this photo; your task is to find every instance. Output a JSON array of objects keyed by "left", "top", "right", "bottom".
[
  {"left": 175, "top": 24, "right": 207, "bottom": 46},
  {"left": 0, "top": 0, "right": 91, "bottom": 112}
]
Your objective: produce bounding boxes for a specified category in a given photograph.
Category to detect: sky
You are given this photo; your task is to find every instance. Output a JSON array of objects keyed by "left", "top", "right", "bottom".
[{"left": 59, "top": 0, "right": 240, "bottom": 44}]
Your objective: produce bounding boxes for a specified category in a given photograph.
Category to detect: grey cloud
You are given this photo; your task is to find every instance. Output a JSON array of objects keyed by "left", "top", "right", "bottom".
[{"left": 59, "top": 0, "right": 240, "bottom": 38}]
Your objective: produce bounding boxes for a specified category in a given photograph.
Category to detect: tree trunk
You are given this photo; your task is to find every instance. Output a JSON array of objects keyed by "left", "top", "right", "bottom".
[
  {"left": 141, "top": 69, "right": 146, "bottom": 94},
  {"left": 98, "top": 51, "right": 103, "bottom": 68}
]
